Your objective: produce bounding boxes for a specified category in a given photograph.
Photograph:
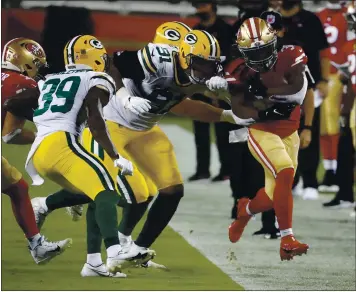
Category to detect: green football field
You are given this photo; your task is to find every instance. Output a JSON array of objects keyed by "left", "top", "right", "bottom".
[{"left": 1, "top": 120, "right": 243, "bottom": 291}]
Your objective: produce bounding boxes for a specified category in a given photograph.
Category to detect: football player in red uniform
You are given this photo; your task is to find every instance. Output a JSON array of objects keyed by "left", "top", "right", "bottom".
[
  {"left": 324, "top": 3, "right": 356, "bottom": 212},
  {"left": 224, "top": 17, "right": 309, "bottom": 261},
  {"left": 317, "top": 0, "right": 352, "bottom": 192},
  {"left": 2, "top": 38, "right": 72, "bottom": 264}
]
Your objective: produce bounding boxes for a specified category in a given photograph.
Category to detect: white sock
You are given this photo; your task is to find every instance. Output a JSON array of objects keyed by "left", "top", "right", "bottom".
[
  {"left": 280, "top": 228, "right": 293, "bottom": 238},
  {"left": 323, "top": 159, "right": 332, "bottom": 171},
  {"left": 87, "top": 253, "right": 103, "bottom": 266},
  {"left": 107, "top": 244, "right": 121, "bottom": 258},
  {"left": 245, "top": 202, "right": 253, "bottom": 216},
  {"left": 28, "top": 233, "right": 42, "bottom": 250},
  {"left": 331, "top": 160, "right": 337, "bottom": 172}
]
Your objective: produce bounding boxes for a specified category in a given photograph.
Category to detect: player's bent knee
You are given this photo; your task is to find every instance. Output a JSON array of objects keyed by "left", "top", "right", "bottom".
[{"left": 159, "top": 184, "right": 184, "bottom": 197}]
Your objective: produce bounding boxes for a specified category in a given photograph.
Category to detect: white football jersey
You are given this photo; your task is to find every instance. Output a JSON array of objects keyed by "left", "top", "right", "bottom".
[
  {"left": 104, "top": 43, "right": 191, "bottom": 131},
  {"left": 34, "top": 69, "right": 116, "bottom": 137}
]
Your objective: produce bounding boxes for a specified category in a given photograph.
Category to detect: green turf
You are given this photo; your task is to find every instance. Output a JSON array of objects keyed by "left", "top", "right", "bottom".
[{"left": 1, "top": 126, "right": 243, "bottom": 291}]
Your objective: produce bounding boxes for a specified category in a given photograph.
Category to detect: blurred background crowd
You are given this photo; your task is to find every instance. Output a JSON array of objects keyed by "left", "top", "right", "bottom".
[{"left": 2, "top": 0, "right": 355, "bottom": 238}]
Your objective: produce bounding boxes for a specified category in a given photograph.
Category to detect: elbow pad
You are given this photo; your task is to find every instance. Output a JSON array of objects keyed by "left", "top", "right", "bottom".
[
  {"left": 270, "top": 75, "right": 308, "bottom": 105},
  {"left": 2, "top": 128, "right": 22, "bottom": 143}
]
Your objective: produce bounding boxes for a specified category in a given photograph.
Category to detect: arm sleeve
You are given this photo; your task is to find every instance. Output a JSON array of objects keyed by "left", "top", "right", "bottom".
[{"left": 113, "top": 50, "right": 145, "bottom": 81}]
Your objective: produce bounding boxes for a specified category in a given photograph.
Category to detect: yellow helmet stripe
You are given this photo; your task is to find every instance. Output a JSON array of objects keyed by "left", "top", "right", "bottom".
[
  {"left": 66, "top": 35, "right": 82, "bottom": 64},
  {"left": 201, "top": 30, "right": 216, "bottom": 58},
  {"left": 172, "top": 21, "right": 192, "bottom": 32}
]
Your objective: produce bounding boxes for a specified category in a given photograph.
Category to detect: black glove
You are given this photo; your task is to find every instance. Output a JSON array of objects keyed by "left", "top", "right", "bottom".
[
  {"left": 258, "top": 103, "right": 297, "bottom": 121},
  {"left": 247, "top": 73, "right": 268, "bottom": 97}
]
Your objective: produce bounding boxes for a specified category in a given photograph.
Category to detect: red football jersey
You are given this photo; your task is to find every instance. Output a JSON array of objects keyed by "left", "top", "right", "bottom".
[
  {"left": 317, "top": 7, "right": 348, "bottom": 74},
  {"left": 226, "top": 45, "right": 308, "bottom": 138},
  {"left": 341, "top": 40, "right": 356, "bottom": 93},
  {"left": 1, "top": 70, "right": 37, "bottom": 130}
]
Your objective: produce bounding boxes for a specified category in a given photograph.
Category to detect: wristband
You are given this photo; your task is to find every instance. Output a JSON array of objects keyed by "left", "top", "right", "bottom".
[{"left": 302, "top": 125, "right": 312, "bottom": 131}]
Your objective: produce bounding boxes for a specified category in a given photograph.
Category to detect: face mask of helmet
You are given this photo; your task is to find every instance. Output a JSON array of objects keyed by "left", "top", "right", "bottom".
[
  {"left": 186, "top": 55, "right": 220, "bottom": 84},
  {"left": 239, "top": 37, "right": 278, "bottom": 73}
]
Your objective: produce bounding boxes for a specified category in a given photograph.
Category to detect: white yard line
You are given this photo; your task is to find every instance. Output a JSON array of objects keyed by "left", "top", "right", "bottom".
[{"left": 162, "top": 124, "right": 356, "bottom": 291}]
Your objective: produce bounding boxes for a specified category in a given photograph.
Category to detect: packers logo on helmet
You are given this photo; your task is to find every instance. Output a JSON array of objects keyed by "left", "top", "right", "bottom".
[
  {"left": 184, "top": 33, "right": 198, "bottom": 45},
  {"left": 153, "top": 21, "right": 192, "bottom": 46},
  {"left": 64, "top": 35, "right": 109, "bottom": 72},
  {"left": 1, "top": 38, "right": 47, "bottom": 78},
  {"left": 178, "top": 30, "right": 221, "bottom": 84}
]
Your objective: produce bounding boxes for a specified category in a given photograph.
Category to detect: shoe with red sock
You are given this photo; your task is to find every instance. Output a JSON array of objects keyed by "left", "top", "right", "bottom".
[
  {"left": 280, "top": 234, "right": 309, "bottom": 261},
  {"left": 228, "top": 198, "right": 252, "bottom": 243}
]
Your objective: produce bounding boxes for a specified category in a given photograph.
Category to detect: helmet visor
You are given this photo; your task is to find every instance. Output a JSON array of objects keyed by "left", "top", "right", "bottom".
[
  {"left": 188, "top": 55, "right": 221, "bottom": 83},
  {"left": 239, "top": 38, "right": 278, "bottom": 72}
]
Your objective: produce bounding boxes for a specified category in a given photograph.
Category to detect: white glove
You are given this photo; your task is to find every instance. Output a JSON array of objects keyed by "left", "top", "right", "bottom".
[
  {"left": 124, "top": 96, "right": 151, "bottom": 115},
  {"left": 117, "top": 87, "right": 151, "bottom": 115},
  {"left": 220, "top": 110, "right": 255, "bottom": 126},
  {"left": 114, "top": 156, "right": 134, "bottom": 176},
  {"left": 206, "top": 76, "right": 228, "bottom": 92}
]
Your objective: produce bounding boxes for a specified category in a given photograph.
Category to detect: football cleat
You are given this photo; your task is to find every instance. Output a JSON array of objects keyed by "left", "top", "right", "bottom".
[
  {"left": 80, "top": 263, "right": 127, "bottom": 278},
  {"left": 31, "top": 197, "right": 50, "bottom": 230},
  {"left": 302, "top": 187, "right": 319, "bottom": 200},
  {"left": 65, "top": 205, "right": 84, "bottom": 221},
  {"left": 107, "top": 243, "right": 156, "bottom": 273},
  {"left": 141, "top": 260, "right": 167, "bottom": 270},
  {"left": 280, "top": 235, "right": 309, "bottom": 261},
  {"left": 318, "top": 170, "right": 339, "bottom": 193},
  {"left": 30, "top": 236, "right": 72, "bottom": 264},
  {"left": 228, "top": 198, "right": 252, "bottom": 243}
]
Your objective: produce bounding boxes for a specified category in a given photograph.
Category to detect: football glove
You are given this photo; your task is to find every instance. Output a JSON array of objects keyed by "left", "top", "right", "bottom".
[
  {"left": 114, "top": 156, "right": 134, "bottom": 176},
  {"left": 247, "top": 73, "right": 268, "bottom": 97},
  {"left": 124, "top": 96, "right": 151, "bottom": 115},
  {"left": 258, "top": 103, "right": 296, "bottom": 121},
  {"left": 220, "top": 110, "right": 255, "bottom": 126},
  {"left": 206, "top": 76, "right": 229, "bottom": 92}
]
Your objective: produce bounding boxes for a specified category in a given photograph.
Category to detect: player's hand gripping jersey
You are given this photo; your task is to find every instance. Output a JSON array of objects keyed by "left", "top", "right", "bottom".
[
  {"left": 226, "top": 45, "right": 308, "bottom": 138},
  {"left": 104, "top": 43, "right": 192, "bottom": 131}
]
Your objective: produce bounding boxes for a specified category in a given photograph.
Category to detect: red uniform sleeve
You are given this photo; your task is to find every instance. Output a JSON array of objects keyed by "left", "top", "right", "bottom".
[{"left": 224, "top": 58, "right": 255, "bottom": 86}]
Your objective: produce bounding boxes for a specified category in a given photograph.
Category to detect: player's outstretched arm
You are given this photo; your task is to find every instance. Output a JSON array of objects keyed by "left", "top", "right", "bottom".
[
  {"left": 85, "top": 86, "right": 119, "bottom": 159},
  {"left": 170, "top": 98, "right": 223, "bottom": 122}
]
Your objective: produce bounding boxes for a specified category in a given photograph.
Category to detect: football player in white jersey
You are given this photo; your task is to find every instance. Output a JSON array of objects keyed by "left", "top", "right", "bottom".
[
  {"left": 80, "top": 26, "right": 253, "bottom": 267},
  {"left": 6, "top": 35, "right": 155, "bottom": 277},
  {"left": 25, "top": 23, "right": 248, "bottom": 272}
]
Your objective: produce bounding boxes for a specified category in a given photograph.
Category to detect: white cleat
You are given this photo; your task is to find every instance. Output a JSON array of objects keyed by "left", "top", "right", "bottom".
[
  {"left": 81, "top": 263, "right": 127, "bottom": 278},
  {"left": 30, "top": 236, "right": 72, "bottom": 265},
  {"left": 302, "top": 187, "right": 319, "bottom": 200},
  {"left": 141, "top": 260, "right": 167, "bottom": 270},
  {"left": 292, "top": 178, "right": 303, "bottom": 197},
  {"left": 118, "top": 232, "right": 132, "bottom": 252},
  {"left": 65, "top": 205, "right": 84, "bottom": 222},
  {"left": 318, "top": 184, "right": 339, "bottom": 193},
  {"left": 31, "top": 197, "right": 51, "bottom": 230},
  {"left": 106, "top": 243, "right": 156, "bottom": 273}
]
